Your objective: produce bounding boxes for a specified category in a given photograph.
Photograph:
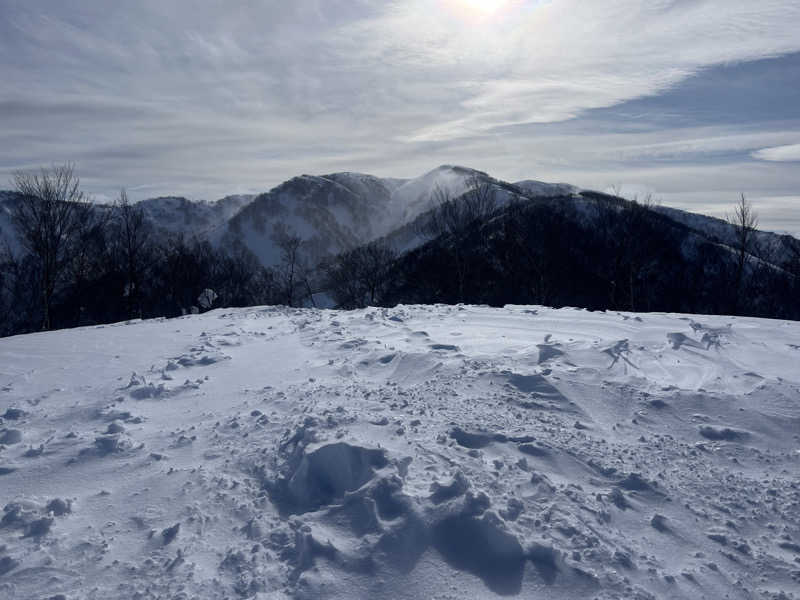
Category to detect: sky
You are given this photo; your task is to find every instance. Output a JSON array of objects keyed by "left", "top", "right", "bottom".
[{"left": 1, "top": 0, "right": 799, "bottom": 233}]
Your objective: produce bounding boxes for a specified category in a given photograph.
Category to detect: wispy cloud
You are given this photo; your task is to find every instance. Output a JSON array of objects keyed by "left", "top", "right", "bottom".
[
  {"left": 0, "top": 0, "right": 799, "bottom": 217},
  {"left": 752, "top": 143, "right": 800, "bottom": 162}
]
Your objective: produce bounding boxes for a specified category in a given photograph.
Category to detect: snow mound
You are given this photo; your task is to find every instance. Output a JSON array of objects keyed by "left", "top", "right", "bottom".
[{"left": 270, "top": 442, "right": 389, "bottom": 514}]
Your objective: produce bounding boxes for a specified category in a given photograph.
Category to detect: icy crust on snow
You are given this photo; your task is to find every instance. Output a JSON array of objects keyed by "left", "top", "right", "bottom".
[{"left": 1, "top": 305, "right": 800, "bottom": 599}]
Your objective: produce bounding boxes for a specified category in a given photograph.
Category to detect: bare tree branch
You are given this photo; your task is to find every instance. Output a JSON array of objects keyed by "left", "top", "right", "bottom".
[{"left": 11, "top": 163, "right": 90, "bottom": 329}]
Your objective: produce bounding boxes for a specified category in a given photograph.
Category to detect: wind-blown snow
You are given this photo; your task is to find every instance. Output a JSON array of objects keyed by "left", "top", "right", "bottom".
[
  {"left": 389, "top": 165, "right": 478, "bottom": 222},
  {"left": 138, "top": 194, "right": 253, "bottom": 237},
  {"left": 513, "top": 180, "right": 580, "bottom": 198},
  {"left": 1, "top": 305, "right": 799, "bottom": 599}
]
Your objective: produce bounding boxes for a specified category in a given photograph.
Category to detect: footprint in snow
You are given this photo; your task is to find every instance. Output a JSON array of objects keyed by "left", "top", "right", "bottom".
[{"left": 430, "top": 344, "right": 460, "bottom": 352}]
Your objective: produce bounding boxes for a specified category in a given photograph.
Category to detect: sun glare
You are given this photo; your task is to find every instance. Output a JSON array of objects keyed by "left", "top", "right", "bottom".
[
  {"left": 446, "top": 0, "right": 512, "bottom": 19},
  {"left": 461, "top": 0, "right": 507, "bottom": 14}
]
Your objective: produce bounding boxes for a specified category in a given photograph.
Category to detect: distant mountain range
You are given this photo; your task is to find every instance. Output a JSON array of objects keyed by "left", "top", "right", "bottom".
[
  {"left": 1, "top": 165, "right": 577, "bottom": 266},
  {"left": 2, "top": 165, "right": 799, "bottom": 325},
  {"left": 2, "top": 165, "right": 797, "bottom": 279}
]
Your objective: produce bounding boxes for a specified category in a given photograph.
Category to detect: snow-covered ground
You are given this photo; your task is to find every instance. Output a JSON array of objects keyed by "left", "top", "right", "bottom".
[{"left": 1, "top": 305, "right": 799, "bottom": 599}]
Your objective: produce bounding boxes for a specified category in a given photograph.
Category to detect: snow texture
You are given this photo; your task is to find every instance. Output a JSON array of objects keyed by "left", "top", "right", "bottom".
[{"left": 0, "top": 304, "right": 799, "bottom": 599}]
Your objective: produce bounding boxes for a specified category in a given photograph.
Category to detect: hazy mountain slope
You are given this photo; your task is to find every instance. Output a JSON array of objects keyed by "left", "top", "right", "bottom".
[
  {"left": 379, "top": 167, "right": 563, "bottom": 255},
  {"left": 1, "top": 304, "right": 798, "bottom": 599},
  {"left": 513, "top": 180, "right": 580, "bottom": 197},
  {"left": 654, "top": 204, "right": 800, "bottom": 268},
  {"left": 3, "top": 166, "right": 795, "bottom": 278},
  {"left": 389, "top": 165, "right": 479, "bottom": 221},
  {"left": 380, "top": 191, "right": 800, "bottom": 320},
  {"left": 138, "top": 194, "right": 253, "bottom": 237},
  {"left": 0, "top": 191, "right": 254, "bottom": 257},
  {"left": 218, "top": 166, "right": 500, "bottom": 268},
  {"left": 220, "top": 173, "right": 399, "bottom": 268}
]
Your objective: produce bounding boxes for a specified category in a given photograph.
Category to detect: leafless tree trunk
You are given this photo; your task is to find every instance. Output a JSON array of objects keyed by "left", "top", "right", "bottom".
[
  {"left": 114, "top": 189, "right": 151, "bottom": 319},
  {"left": 463, "top": 173, "right": 497, "bottom": 230},
  {"left": 622, "top": 194, "right": 656, "bottom": 312},
  {"left": 276, "top": 230, "right": 305, "bottom": 307},
  {"left": 501, "top": 198, "right": 555, "bottom": 305},
  {"left": 421, "top": 175, "right": 497, "bottom": 302},
  {"left": 11, "top": 164, "right": 90, "bottom": 330},
  {"left": 424, "top": 174, "right": 497, "bottom": 240},
  {"left": 324, "top": 240, "right": 396, "bottom": 309},
  {"left": 66, "top": 204, "right": 109, "bottom": 324},
  {"left": 727, "top": 194, "right": 758, "bottom": 313}
]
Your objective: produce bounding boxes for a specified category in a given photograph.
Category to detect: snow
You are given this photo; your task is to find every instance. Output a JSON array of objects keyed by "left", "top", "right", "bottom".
[
  {"left": 138, "top": 194, "right": 253, "bottom": 237},
  {"left": 1, "top": 304, "right": 799, "bottom": 599},
  {"left": 389, "top": 165, "right": 480, "bottom": 222},
  {"left": 513, "top": 180, "right": 580, "bottom": 198},
  {"left": 216, "top": 166, "right": 509, "bottom": 269}
]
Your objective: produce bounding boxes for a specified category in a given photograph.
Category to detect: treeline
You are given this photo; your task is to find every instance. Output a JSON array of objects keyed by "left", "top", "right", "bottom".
[
  {"left": 325, "top": 189, "right": 800, "bottom": 320},
  {"left": 0, "top": 165, "right": 297, "bottom": 337}
]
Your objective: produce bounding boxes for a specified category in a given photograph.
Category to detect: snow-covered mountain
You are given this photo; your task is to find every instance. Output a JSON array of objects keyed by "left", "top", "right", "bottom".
[
  {"left": 1, "top": 304, "right": 798, "bottom": 599},
  {"left": 1, "top": 165, "right": 583, "bottom": 266},
  {"left": 216, "top": 165, "right": 507, "bottom": 268},
  {"left": 3, "top": 166, "right": 796, "bottom": 278},
  {"left": 513, "top": 179, "right": 579, "bottom": 198},
  {"left": 653, "top": 204, "right": 800, "bottom": 267},
  {"left": 138, "top": 194, "right": 253, "bottom": 237},
  {"left": 218, "top": 172, "right": 405, "bottom": 268}
]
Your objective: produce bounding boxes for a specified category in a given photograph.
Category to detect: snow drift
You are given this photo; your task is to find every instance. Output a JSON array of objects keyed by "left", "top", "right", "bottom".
[{"left": 0, "top": 304, "right": 799, "bottom": 599}]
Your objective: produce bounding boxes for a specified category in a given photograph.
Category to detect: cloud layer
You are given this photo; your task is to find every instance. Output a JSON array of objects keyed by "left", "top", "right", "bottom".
[
  {"left": 753, "top": 143, "right": 800, "bottom": 162},
  {"left": 0, "top": 0, "right": 799, "bottom": 231}
]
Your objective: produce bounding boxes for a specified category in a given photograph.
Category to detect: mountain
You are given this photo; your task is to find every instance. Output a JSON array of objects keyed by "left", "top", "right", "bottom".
[
  {"left": 218, "top": 172, "right": 403, "bottom": 268},
  {"left": 1, "top": 303, "right": 799, "bottom": 599},
  {"left": 377, "top": 190, "right": 800, "bottom": 320},
  {"left": 513, "top": 179, "right": 579, "bottom": 197},
  {"left": 653, "top": 204, "right": 800, "bottom": 270},
  {"left": 2, "top": 166, "right": 798, "bottom": 326},
  {"left": 217, "top": 166, "right": 500, "bottom": 268},
  {"left": 0, "top": 165, "right": 509, "bottom": 266},
  {"left": 4, "top": 166, "right": 799, "bottom": 277},
  {"left": 0, "top": 191, "right": 254, "bottom": 255},
  {"left": 138, "top": 194, "right": 253, "bottom": 237}
]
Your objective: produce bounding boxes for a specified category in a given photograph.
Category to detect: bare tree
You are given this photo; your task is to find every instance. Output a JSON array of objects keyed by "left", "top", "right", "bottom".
[
  {"left": 727, "top": 194, "right": 759, "bottom": 312},
  {"left": 11, "top": 164, "right": 90, "bottom": 329},
  {"left": 0, "top": 243, "right": 12, "bottom": 333},
  {"left": 462, "top": 173, "right": 498, "bottom": 228},
  {"left": 65, "top": 203, "right": 109, "bottom": 324},
  {"left": 424, "top": 174, "right": 498, "bottom": 239},
  {"left": 500, "top": 198, "right": 556, "bottom": 306},
  {"left": 324, "top": 241, "right": 396, "bottom": 308},
  {"left": 113, "top": 189, "right": 152, "bottom": 318},
  {"left": 420, "top": 174, "right": 497, "bottom": 302},
  {"left": 275, "top": 228, "right": 309, "bottom": 307},
  {"left": 620, "top": 193, "right": 657, "bottom": 311}
]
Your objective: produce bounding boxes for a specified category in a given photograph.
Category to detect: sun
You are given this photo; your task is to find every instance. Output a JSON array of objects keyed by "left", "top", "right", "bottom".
[
  {"left": 448, "top": 0, "right": 511, "bottom": 18},
  {"left": 460, "top": 0, "right": 508, "bottom": 14}
]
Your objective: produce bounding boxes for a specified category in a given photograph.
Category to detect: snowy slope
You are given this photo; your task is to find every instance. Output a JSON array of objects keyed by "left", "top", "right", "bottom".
[
  {"left": 217, "top": 166, "right": 499, "bottom": 268},
  {"left": 513, "top": 180, "right": 580, "bottom": 198},
  {"left": 138, "top": 194, "right": 253, "bottom": 238},
  {"left": 1, "top": 305, "right": 799, "bottom": 599},
  {"left": 389, "top": 165, "right": 479, "bottom": 222},
  {"left": 654, "top": 204, "right": 800, "bottom": 265},
  {"left": 219, "top": 173, "right": 402, "bottom": 268}
]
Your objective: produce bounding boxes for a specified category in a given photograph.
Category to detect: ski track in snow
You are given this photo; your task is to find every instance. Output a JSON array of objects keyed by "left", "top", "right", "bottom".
[{"left": 0, "top": 305, "right": 799, "bottom": 599}]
